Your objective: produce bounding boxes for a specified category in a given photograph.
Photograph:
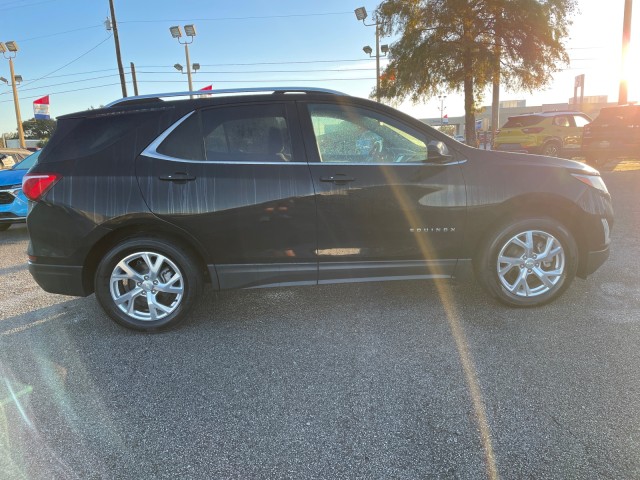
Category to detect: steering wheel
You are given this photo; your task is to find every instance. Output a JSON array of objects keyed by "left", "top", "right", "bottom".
[{"left": 368, "top": 140, "right": 383, "bottom": 162}]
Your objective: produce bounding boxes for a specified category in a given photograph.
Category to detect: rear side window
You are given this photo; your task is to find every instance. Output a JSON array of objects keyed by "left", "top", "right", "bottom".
[
  {"left": 503, "top": 116, "right": 543, "bottom": 128},
  {"left": 201, "top": 104, "right": 294, "bottom": 162},
  {"left": 157, "top": 112, "right": 204, "bottom": 160},
  {"left": 42, "top": 109, "right": 170, "bottom": 162}
]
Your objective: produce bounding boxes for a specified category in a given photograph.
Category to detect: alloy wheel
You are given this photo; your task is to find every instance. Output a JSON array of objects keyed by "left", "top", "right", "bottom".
[
  {"left": 109, "top": 251, "right": 184, "bottom": 321},
  {"left": 496, "top": 230, "right": 565, "bottom": 297}
]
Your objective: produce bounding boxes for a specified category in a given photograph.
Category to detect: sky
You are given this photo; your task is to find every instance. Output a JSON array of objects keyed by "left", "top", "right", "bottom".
[{"left": 0, "top": 0, "right": 637, "bottom": 136}]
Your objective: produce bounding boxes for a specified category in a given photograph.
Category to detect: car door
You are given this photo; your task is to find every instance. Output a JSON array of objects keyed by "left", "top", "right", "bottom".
[
  {"left": 136, "top": 101, "right": 318, "bottom": 290},
  {"left": 298, "top": 100, "right": 467, "bottom": 283},
  {"left": 566, "top": 114, "right": 591, "bottom": 152}
]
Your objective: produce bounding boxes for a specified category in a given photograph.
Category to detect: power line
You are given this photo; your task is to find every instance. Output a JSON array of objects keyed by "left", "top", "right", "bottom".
[
  {"left": 16, "top": 25, "right": 104, "bottom": 43},
  {"left": 19, "top": 68, "right": 128, "bottom": 80},
  {"left": 5, "top": 74, "right": 123, "bottom": 94},
  {"left": 137, "top": 59, "right": 374, "bottom": 68},
  {"left": 136, "top": 78, "right": 375, "bottom": 83},
  {"left": 0, "top": 77, "right": 374, "bottom": 104},
  {"left": 118, "top": 11, "right": 353, "bottom": 24},
  {"left": 17, "top": 35, "right": 113, "bottom": 89},
  {"left": 0, "top": 82, "right": 122, "bottom": 104},
  {"left": 135, "top": 68, "right": 376, "bottom": 75},
  {"left": 0, "top": 0, "right": 61, "bottom": 12}
]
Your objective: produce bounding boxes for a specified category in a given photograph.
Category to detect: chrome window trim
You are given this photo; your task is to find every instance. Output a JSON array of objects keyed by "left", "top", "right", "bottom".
[
  {"left": 142, "top": 111, "right": 197, "bottom": 162},
  {"left": 142, "top": 108, "right": 467, "bottom": 166},
  {"left": 308, "top": 160, "right": 468, "bottom": 166}
]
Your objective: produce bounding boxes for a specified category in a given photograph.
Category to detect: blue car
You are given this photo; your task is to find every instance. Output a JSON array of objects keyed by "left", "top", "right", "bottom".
[{"left": 0, "top": 150, "right": 40, "bottom": 231}]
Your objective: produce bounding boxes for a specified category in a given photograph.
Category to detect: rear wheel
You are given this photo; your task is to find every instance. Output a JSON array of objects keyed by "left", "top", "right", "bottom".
[
  {"left": 475, "top": 218, "right": 578, "bottom": 307},
  {"left": 95, "top": 237, "right": 203, "bottom": 331}
]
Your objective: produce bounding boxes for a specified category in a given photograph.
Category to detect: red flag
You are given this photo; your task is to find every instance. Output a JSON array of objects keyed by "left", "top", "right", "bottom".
[
  {"left": 199, "top": 85, "right": 213, "bottom": 91},
  {"left": 33, "top": 95, "right": 51, "bottom": 119}
]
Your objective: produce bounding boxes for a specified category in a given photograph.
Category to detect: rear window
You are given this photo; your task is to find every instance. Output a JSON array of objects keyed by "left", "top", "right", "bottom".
[
  {"left": 41, "top": 108, "right": 175, "bottom": 162},
  {"left": 593, "top": 106, "right": 640, "bottom": 126},
  {"left": 502, "top": 116, "right": 543, "bottom": 128}
]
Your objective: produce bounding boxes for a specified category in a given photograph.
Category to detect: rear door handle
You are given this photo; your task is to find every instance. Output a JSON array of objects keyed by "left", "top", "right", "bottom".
[
  {"left": 159, "top": 173, "right": 196, "bottom": 182},
  {"left": 320, "top": 175, "right": 356, "bottom": 184}
]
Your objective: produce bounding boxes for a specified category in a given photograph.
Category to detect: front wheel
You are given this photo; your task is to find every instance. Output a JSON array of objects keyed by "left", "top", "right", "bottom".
[
  {"left": 475, "top": 218, "right": 578, "bottom": 307},
  {"left": 95, "top": 237, "right": 203, "bottom": 331},
  {"left": 541, "top": 141, "right": 561, "bottom": 157}
]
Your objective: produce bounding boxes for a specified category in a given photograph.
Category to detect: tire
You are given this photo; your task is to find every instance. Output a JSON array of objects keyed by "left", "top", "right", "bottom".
[
  {"left": 475, "top": 217, "right": 578, "bottom": 307},
  {"left": 541, "top": 141, "right": 561, "bottom": 157},
  {"left": 0, "top": 224, "right": 10, "bottom": 232},
  {"left": 95, "top": 237, "right": 203, "bottom": 332}
]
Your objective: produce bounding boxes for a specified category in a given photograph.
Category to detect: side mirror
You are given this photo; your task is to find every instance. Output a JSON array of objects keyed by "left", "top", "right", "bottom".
[{"left": 427, "top": 141, "right": 453, "bottom": 163}]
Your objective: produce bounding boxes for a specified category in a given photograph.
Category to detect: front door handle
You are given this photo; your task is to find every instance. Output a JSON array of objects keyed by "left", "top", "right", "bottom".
[
  {"left": 320, "top": 174, "right": 356, "bottom": 185},
  {"left": 159, "top": 173, "right": 196, "bottom": 183}
]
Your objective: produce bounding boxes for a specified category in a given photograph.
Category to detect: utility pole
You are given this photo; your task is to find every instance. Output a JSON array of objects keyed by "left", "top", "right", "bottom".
[
  {"left": 130, "top": 62, "right": 139, "bottom": 96},
  {"left": 108, "top": 0, "right": 127, "bottom": 98},
  {"left": 619, "top": 0, "right": 633, "bottom": 105}
]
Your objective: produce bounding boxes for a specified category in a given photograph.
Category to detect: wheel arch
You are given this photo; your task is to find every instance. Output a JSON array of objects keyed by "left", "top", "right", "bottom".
[
  {"left": 471, "top": 193, "right": 587, "bottom": 270},
  {"left": 81, "top": 218, "right": 214, "bottom": 295}
]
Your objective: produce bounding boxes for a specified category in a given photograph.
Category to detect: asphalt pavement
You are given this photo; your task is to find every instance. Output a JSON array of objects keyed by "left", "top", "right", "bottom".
[{"left": 1, "top": 162, "right": 639, "bottom": 479}]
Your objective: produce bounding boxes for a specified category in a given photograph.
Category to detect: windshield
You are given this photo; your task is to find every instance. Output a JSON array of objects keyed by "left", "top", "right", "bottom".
[{"left": 12, "top": 150, "right": 41, "bottom": 170}]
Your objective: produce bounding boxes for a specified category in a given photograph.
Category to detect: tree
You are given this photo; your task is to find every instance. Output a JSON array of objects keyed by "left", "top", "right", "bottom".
[
  {"left": 21, "top": 118, "right": 57, "bottom": 139},
  {"left": 375, "top": 0, "right": 576, "bottom": 145}
]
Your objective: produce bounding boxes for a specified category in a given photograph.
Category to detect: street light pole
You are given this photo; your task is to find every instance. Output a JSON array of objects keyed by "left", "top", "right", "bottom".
[
  {"left": 619, "top": 0, "right": 633, "bottom": 105},
  {"left": 355, "top": 7, "right": 387, "bottom": 103},
  {"left": 0, "top": 41, "right": 25, "bottom": 148},
  {"left": 375, "top": 23, "right": 380, "bottom": 101},
  {"left": 438, "top": 95, "right": 447, "bottom": 125},
  {"left": 170, "top": 25, "right": 197, "bottom": 94},
  {"left": 8, "top": 57, "right": 25, "bottom": 148},
  {"left": 184, "top": 43, "right": 193, "bottom": 92}
]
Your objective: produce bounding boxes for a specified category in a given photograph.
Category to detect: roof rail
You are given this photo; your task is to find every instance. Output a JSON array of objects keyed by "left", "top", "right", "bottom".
[{"left": 106, "top": 87, "right": 348, "bottom": 107}]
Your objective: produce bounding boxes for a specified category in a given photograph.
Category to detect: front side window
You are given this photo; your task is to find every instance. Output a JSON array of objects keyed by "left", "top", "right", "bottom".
[
  {"left": 552, "top": 116, "right": 570, "bottom": 127},
  {"left": 573, "top": 115, "right": 591, "bottom": 128},
  {"left": 307, "top": 104, "right": 430, "bottom": 164},
  {"left": 201, "top": 104, "right": 293, "bottom": 162}
]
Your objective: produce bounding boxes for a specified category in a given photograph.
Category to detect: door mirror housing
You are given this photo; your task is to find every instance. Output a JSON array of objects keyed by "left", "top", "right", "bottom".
[{"left": 427, "top": 141, "right": 453, "bottom": 163}]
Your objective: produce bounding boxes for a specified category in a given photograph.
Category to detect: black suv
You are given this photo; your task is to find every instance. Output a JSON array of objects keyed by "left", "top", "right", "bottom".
[
  {"left": 582, "top": 105, "right": 640, "bottom": 166},
  {"left": 23, "top": 88, "right": 613, "bottom": 331}
]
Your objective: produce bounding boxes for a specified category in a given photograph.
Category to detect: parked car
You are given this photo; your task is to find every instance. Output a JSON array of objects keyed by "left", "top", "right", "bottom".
[
  {"left": 582, "top": 105, "right": 640, "bottom": 166},
  {"left": 24, "top": 88, "right": 613, "bottom": 331},
  {"left": 0, "top": 150, "right": 41, "bottom": 231},
  {"left": 0, "top": 148, "right": 31, "bottom": 169},
  {"left": 494, "top": 111, "right": 592, "bottom": 157}
]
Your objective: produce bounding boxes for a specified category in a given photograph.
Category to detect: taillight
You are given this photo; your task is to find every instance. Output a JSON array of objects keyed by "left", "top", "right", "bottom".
[
  {"left": 22, "top": 173, "right": 61, "bottom": 202},
  {"left": 522, "top": 127, "right": 544, "bottom": 134}
]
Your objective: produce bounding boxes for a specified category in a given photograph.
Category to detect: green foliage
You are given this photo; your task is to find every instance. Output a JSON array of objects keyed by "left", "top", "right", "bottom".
[
  {"left": 21, "top": 118, "right": 57, "bottom": 139},
  {"left": 375, "top": 0, "right": 576, "bottom": 144},
  {"left": 437, "top": 125, "right": 456, "bottom": 136}
]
